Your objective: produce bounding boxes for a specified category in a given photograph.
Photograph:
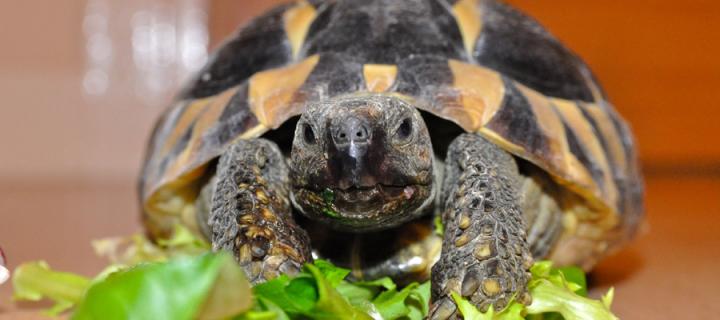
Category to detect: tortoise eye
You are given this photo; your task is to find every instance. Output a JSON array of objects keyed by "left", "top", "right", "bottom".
[
  {"left": 303, "top": 124, "right": 316, "bottom": 145},
  {"left": 395, "top": 117, "right": 413, "bottom": 142}
]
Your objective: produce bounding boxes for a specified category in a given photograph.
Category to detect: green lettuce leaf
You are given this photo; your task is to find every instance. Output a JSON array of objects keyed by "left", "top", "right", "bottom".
[
  {"left": 13, "top": 240, "right": 619, "bottom": 320},
  {"left": 453, "top": 261, "right": 617, "bottom": 320},
  {"left": 92, "top": 224, "right": 209, "bottom": 266},
  {"left": 13, "top": 253, "right": 252, "bottom": 320},
  {"left": 525, "top": 262, "right": 616, "bottom": 320},
  {"left": 552, "top": 266, "right": 587, "bottom": 297},
  {"left": 526, "top": 279, "right": 617, "bottom": 320},
  {"left": 405, "top": 281, "right": 431, "bottom": 320},
  {"left": 305, "top": 264, "right": 373, "bottom": 319},
  {"left": 253, "top": 274, "right": 316, "bottom": 315},
  {"left": 451, "top": 292, "right": 525, "bottom": 320},
  {"left": 372, "top": 281, "right": 431, "bottom": 320},
  {"left": 12, "top": 261, "right": 92, "bottom": 315},
  {"left": 314, "top": 259, "right": 352, "bottom": 287},
  {"left": 311, "top": 261, "right": 430, "bottom": 320},
  {"left": 72, "top": 252, "right": 251, "bottom": 320},
  {"left": 253, "top": 262, "right": 373, "bottom": 320}
]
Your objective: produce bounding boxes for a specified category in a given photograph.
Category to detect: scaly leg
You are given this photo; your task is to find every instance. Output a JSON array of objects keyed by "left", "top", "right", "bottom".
[
  {"left": 430, "top": 134, "right": 533, "bottom": 319},
  {"left": 209, "top": 139, "right": 311, "bottom": 284}
]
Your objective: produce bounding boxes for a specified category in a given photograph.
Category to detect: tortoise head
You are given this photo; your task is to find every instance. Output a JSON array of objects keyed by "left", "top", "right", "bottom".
[{"left": 290, "top": 94, "right": 435, "bottom": 232}]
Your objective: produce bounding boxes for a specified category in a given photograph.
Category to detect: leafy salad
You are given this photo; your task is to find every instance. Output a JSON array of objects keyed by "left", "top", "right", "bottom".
[{"left": 9, "top": 226, "right": 618, "bottom": 319}]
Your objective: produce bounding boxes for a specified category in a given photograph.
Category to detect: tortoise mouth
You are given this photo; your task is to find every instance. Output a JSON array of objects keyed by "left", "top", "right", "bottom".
[
  {"left": 332, "top": 184, "right": 419, "bottom": 214},
  {"left": 292, "top": 183, "right": 432, "bottom": 232}
]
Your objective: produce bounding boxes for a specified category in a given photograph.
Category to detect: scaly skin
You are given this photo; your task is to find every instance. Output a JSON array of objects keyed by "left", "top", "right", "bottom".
[
  {"left": 430, "top": 134, "right": 534, "bottom": 319},
  {"left": 209, "top": 139, "right": 312, "bottom": 284},
  {"left": 520, "top": 173, "right": 565, "bottom": 259}
]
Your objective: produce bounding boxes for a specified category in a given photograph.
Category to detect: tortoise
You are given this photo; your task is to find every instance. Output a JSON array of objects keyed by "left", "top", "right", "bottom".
[{"left": 139, "top": 0, "right": 644, "bottom": 317}]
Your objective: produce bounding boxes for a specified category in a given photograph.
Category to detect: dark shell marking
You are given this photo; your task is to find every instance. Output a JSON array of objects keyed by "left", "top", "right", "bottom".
[{"left": 141, "top": 0, "right": 642, "bottom": 245}]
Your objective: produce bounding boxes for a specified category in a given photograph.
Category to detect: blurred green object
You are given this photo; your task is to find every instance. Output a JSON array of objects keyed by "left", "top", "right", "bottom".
[
  {"left": 72, "top": 253, "right": 252, "bottom": 320},
  {"left": 12, "top": 253, "right": 251, "bottom": 320},
  {"left": 12, "top": 261, "right": 91, "bottom": 315}
]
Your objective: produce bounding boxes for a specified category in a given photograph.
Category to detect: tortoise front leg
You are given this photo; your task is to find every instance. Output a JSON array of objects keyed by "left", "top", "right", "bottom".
[
  {"left": 209, "top": 139, "right": 311, "bottom": 284},
  {"left": 429, "top": 134, "right": 533, "bottom": 319}
]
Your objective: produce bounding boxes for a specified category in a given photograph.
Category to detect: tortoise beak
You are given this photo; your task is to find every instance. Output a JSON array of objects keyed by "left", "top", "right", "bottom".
[{"left": 328, "top": 113, "right": 379, "bottom": 190}]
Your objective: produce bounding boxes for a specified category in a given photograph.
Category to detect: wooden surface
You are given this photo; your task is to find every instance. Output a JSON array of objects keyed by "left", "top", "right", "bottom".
[{"left": 1, "top": 175, "right": 719, "bottom": 319}]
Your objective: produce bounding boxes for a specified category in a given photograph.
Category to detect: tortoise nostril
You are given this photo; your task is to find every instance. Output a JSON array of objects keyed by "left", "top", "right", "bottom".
[
  {"left": 394, "top": 117, "right": 413, "bottom": 143},
  {"left": 333, "top": 116, "right": 371, "bottom": 146},
  {"left": 303, "top": 124, "right": 316, "bottom": 145},
  {"left": 354, "top": 126, "right": 368, "bottom": 139}
]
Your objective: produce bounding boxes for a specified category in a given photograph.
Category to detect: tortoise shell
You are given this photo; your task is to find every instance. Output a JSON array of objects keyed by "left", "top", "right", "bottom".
[{"left": 140, "top": 0, "right": 643, "bottom": 249}]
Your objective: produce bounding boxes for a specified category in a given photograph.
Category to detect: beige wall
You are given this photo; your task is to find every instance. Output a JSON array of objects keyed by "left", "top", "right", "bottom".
[{"left": 0, "top": 0, "right": 184, "bottom": 182}]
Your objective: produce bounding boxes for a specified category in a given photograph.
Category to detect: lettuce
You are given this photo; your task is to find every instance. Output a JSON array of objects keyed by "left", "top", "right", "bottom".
[
  {"left": 13, "top": 253, "right": 251, "bottom": 320},
  {"left": 524, "top": 262, "right": 617, "bottom": 320},
  {"left": 251, "top": 261, "right": 428, "bottom": 320},
  {"left": 452, "top": 261, "right": 617, "bottom": 320},
  {"left": 11, "top": 233, "right": 619, "bottom": 320},
  {"left": 91, "top": 224, "right": 209, "bottom": 266},
  {"left": 12, "top": 261, "right": 91, "bottom": 315},
  {"left": 72, "top": 253, "right": 252, "bottom": 320}
]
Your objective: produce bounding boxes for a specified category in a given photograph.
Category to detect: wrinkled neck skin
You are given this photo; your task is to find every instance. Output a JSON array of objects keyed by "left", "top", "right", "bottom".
[{"left": 289, "top": 94, "right": 436, "bottom": 232}]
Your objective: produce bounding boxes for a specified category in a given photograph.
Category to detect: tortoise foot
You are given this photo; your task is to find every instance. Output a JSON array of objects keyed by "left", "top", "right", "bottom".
[
  {"left": 208, "top": 138, "right": 312, "bottom": 284},
  {"left": 430, "top": 134, "right": 533, "bottom": 318}
]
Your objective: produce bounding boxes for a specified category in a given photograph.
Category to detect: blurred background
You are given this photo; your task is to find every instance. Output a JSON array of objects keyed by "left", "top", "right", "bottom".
[{"left": 1, "top": 0, "right": 719, "bottom": 318}]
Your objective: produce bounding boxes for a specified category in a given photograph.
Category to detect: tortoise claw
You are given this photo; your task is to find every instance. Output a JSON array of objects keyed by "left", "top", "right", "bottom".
[{"left": 429, "top": 296, "right": 459, "bottom": 320}]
